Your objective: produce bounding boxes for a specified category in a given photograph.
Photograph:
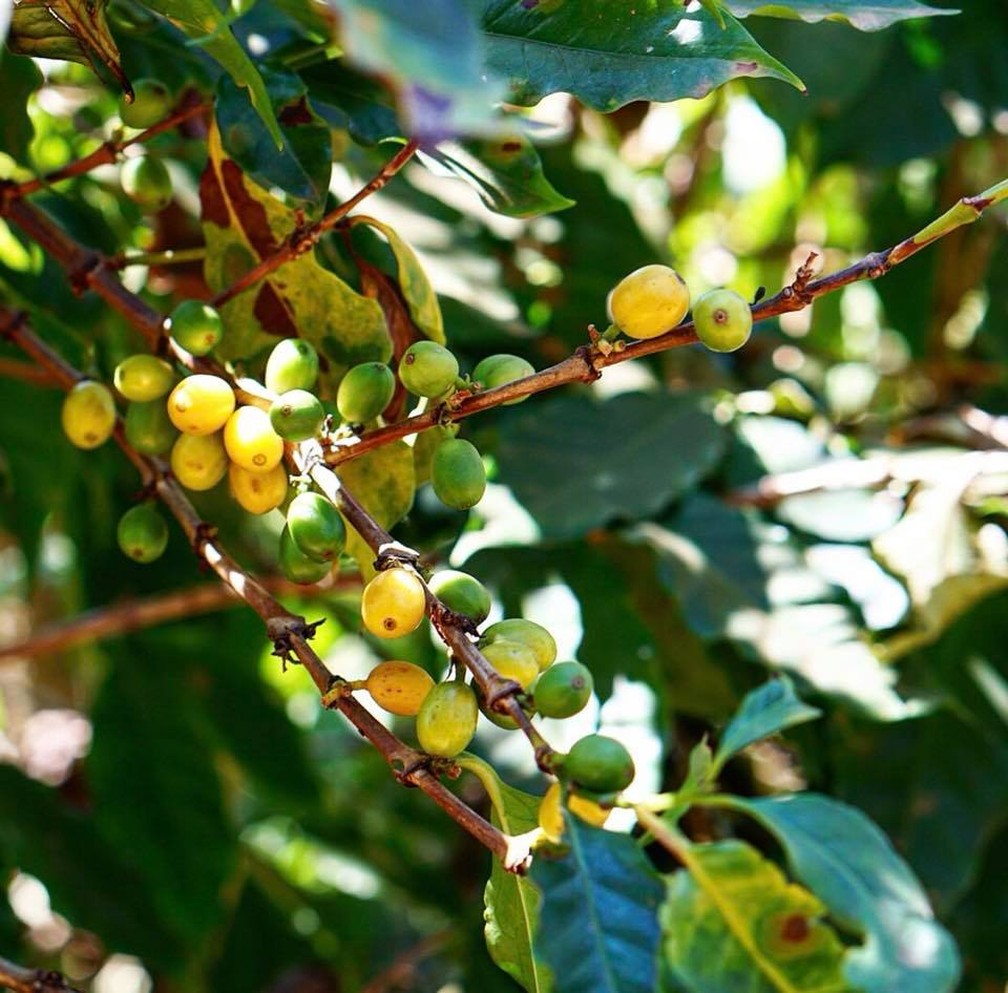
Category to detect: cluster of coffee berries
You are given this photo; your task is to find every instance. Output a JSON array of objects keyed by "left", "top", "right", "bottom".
[
  {"left": 607, "top": 263, "right": 753, "bottom": 352},
  {"left": 117, "top": 79, "right": 177, "bottom": 213}
]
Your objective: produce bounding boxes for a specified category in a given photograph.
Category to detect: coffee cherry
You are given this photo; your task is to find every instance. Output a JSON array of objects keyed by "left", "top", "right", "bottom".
[
  {"left": 170, "top": 431, "right": 228, "bottom": 491},
  {"left": 607, "top": 264, "right": 690, "bottom": 340},
  {"left": 119, "top": 78, "right": 172, "bottom": 129},
  {"left": 61, "top": 380, "right": 116, "bottom": 450},
  {"left": 416, "top": 681, "right": 478, "bottom": 757},
  {"left": 124, "top": 400, "right": 179, "bottom": 455},
  {"left": 428, "top": 570, "right": 491, "bottom": 623},
  {"left": 265, "top": 339, "right": 319, "bottom": 395},
  {"left": 269, "top": 389, "right": 325, "bottom": 442},
  {"left": 361, "top": 568, "right": 426, "bottom": 639},
  {"left": 120, "top": 155, "right": 173, "bottom": 212},
  {"left": 229, "top": 462, "right": 288, "bottom": 515},
  {"left": 336, "top": 362, "right": 395, "bottom": 423},
  {"left": 538, "top": 781, "right": 610, "bottom": 841},
  {"left": 533, "top": 661, "right": 593, "bottom": 719},
  {"left": 113, "top": 354, "right": 175, "bottom": 402},
  {"left": 365, "top": 661, "right": 435, "bottom": 716},
  {"left": 166, "top": 301, "right": 224, "bottom": 356},
  {"left": 398, "top": 341, "right": 459, "bottom": 398},
  {"left": 279, "top": 524, "right": 331, "bottom": 584},
  {"left": 482, "top": 639, "right": 538, "bottom": 690},
  {"left": 223, "top": 406, "right": 284, "bottom": 472},
  {"left": 480, "top": 618, "right": 556, "bottom": 672},
  {"left": 692, "top": 288, "right": 753, "bottom": 353},
  {"left": 117, "top": 503, "right": 169, "bottom": 563},
  {"left": 166, "top": 375, "right": 235, "bottom": 435},
  {"left": 472, "top": 354, "right": 535, "bottom": 404},
  {"left": 562, "top": 734, "right": 635, "bottom": 794},
  {"left": 430, "top": 438, "right": 485, "bottom": 510},
  {"left": 285, "top": 492, "right": 346, "bottom": 562}
]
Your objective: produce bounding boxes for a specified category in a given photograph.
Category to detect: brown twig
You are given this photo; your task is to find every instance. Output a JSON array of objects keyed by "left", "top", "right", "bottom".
[
  {"left": 0, "top": 955, "right": 80, "bottom": 993},
  {"left": 0, "top": 357, "right": 60, "bottom": 387},
  {"left": 209, "top": 139, "right": 420, "bottom": 309},
  {"left": 358, "top": 930, "right": 450, "bottom": 993}
]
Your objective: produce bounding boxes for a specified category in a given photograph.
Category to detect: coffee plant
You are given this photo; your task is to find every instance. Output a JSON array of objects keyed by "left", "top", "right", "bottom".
[{"left": 0, "top": 2, "right": 1005, "bottom": 992}]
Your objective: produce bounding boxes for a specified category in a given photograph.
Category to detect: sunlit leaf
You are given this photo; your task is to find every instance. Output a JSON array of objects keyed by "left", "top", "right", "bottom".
[{"left": 726, "top": 0, "right": 956, "bottom": 30}]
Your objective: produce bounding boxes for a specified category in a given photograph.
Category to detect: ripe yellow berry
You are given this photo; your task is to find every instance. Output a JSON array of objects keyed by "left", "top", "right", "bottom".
[
  {"left": 166, "top": 375, "right": 235, "bottom": 435},
  {"left": 61, "top": 380, "right": 116, "bottom": 450},
  {"left": 113, "top": 354, "right": 175, "bottom": 402},
  {"left": 223, "top": 405, "right": 284, "bottom": 472},
  {"left": 607, "top": 264, "right": 690, "bottom": 339},
  {"left": 170, "top": 431, "right": 228, "bottom": 491},
  {"left": 365, "top": 661, "right": 436, "bottom": 716},
  {"left": 360, "top": 568, "right": 427, "bottom": 639},
  {"left": 482, "top": 639, "right": 539, "bottom": 689},
  {"left": 228, "top": 461, "right": 288, "bottom": 514}
]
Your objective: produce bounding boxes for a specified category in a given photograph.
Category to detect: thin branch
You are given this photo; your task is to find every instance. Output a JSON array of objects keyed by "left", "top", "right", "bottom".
[
  {"left": 0, "top": 956, "right": 80, "bottom": 993},
  {"left": 10, "top": 100, "right": 208, "bottom": 198},
  {"left": 0, "top": 357, "right": 60, "bottom": 387},
  {"left": 209, "top": 139, "right": 420, "bottom": 309},
  {"left": 106, "top": 246, "right": 207, "bottom": 270},
  {"left": 358, "top": 930, "right": 450, "bottom": 993}
]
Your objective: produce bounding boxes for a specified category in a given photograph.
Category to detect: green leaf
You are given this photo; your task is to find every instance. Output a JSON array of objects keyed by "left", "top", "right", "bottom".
[
  {"left": 216, "top": 67, "right": 332, "bottom": 207},
  {"left": 497, "top": 392, "right": 727, "bottom": 540},
  {"left": 482, "top": 774, "right": 552, "bottom": 993},
  {"left": 88, "top": 648, "right": 238, "bottom": 945},
  {"left": 0, "top": 55, "right": 41, "bottom": 159},
  {"left": 200, "top": 123, "right": 391, "bottom": 384},
  {"left": 138, "top": 0, "right": 284, "bottom": 147},
  {"left": 7, "top": 0, "right": 128, "bottom": 88},
  {"left": 470, "top": 1, "right": 803, "bottom": 111},
  {"left": 726, "top": 0, "right": 957, "bottom": 30},
  {"left": 426, "top": 137, "right": 576, "bottom": 219},
  {"left": 354, "top": 216, "right": 445, "bottom": 341},
  {"left": 661, "top": 838, "right": 853, "bottom": 993},
  {"left": 713, "top": 676, "right": 821, "bottom": 771},
  {"left": 531, "top": 820, "right": 663, "bottom": 993},
  {"left": 727, "top": 794, "right": 962, "bottom": 993}
]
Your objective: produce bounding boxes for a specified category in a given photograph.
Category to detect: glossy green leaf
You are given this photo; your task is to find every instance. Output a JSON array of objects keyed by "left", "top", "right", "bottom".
[
  {"left": 138, "top": 0, "right": 283, "bottom": 147},
  {"left": 426, "top": 137, "right": 576, "bottom": 219},
  {"left": 531, "top": 820, "right": 663, "bottom": 993},
  {"left": 726, "top": 0, "right": 956, "bottom": 30},
  {"left": 0, "top": 55, "right": 41, "bottom": 159},
  {"left": 497, "top": 392, "right": 727, "bottom": 540},
  {"left": 483, "top": 774, "right": 552, "bottom": 993},
  {"left": 662, "top": 839, "right": 852, "bottom": 993},
  {"left": 354, "top": 215, "right": 445, "bottom": 341},
  {"left": 216, "top": 66, "right": 332, "bottom": 207},
  {"left": 713, "top": 676, "right": 821, "bottom": 771},
  {"left": 727, "top": 794, "right": 962, "bottom": 993},
  {"left": 200, "top": 123, "right": 391, "bottom": 383},
  {"left": 470, "top": 1, "right": 803, "bottom": 111}
]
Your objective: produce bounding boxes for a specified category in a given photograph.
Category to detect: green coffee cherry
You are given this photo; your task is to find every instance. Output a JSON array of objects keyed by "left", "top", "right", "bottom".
[
  {"left": 117, "top": 503, "right": 169, "bottom": 563},
  {"left": 336, "top": 362, "right": 395, "bottom": 423},
  {"left": 269, "top": 389, "right": 325, "bottom": 441},
  {"left": 428, "top": 570, "right": 492, "bottom": 623},
  {"left": 124, "top": 399, "right": 179, "bottom": 455},
  {"left": 480, "top": 618, "right": 556, "bottom": 672},
  {"left": 265, "top": 339, "right": 319, "bottom": 394},
  {"left": 398, "top": 341, "right": 459, "bottom": 398},
  {"left": 285, "top": 492, "right": 346, "bottom": 562},
  {"left": 561, "top": 734, "right": 635, "bottom": 793},
  {"left": 692, "top": 288, "right": 753, "bottom": 353},
  {"left": 113, "top": 354, "right": 175, "bottom": 402},
  {"left": 119, "top": 78, "right": 173, "bottom": 129},
  {"left": 472, "top": 354, "right": 535, "bottom": 404},
  {"left": 279, "top": 525, "right": 331, "bottom": 584},
  {"left": 430, "top": 438, "right": 485, "bottom": 510},
  {"left": 533, "top": 661, "right": 593, "bottom": 719},
  {"left": 482, "top": 639, "right": 538, "bottom": 689},
  {"left": 416, "top": 681, "right": 478, "bottom": 757},
  {"left": 120, "top": 155, "right": 173, "bottom": 212},
  {"left": 167, "top": 301, "right": 224, "bottom": 356}
]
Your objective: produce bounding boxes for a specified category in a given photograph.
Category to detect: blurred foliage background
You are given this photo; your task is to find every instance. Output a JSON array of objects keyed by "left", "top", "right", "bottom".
[{"left": 0, "top": 1, "right": 1006, "bottom": 991}]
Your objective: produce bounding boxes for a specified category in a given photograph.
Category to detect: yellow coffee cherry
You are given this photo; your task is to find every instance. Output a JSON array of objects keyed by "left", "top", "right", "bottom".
[
  {"left": 228, "top": 461, "right": 288, "bottom": 514},
  {"left": 113, "top": 354, "right": 175, "bottom": 402},
  {"left": 482, "top": 639, "right": 539, "bottom": 689},
  {"left": 360, "top": 568, "right": 427, "bottom": 639},
  {"left": 538, "top": 781, "right": 610, "bottom": 842},
  {"left": 166, "top": 374, "right": 235, "bottom": 435},
  {"left": 607, "top": 264, "right": 690, "bottom": 340},
  {"left": 61, "top": 380, "right": 116, "bottom": 450},
  {"left": 365, "top": 661, "right": 436, "bottom": 716},
  {"left": 223, "top": 405, "right": 284, "bottom": 472},
  {"left": 170, "top": 431, "right": 228, "bottom": 491}
]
